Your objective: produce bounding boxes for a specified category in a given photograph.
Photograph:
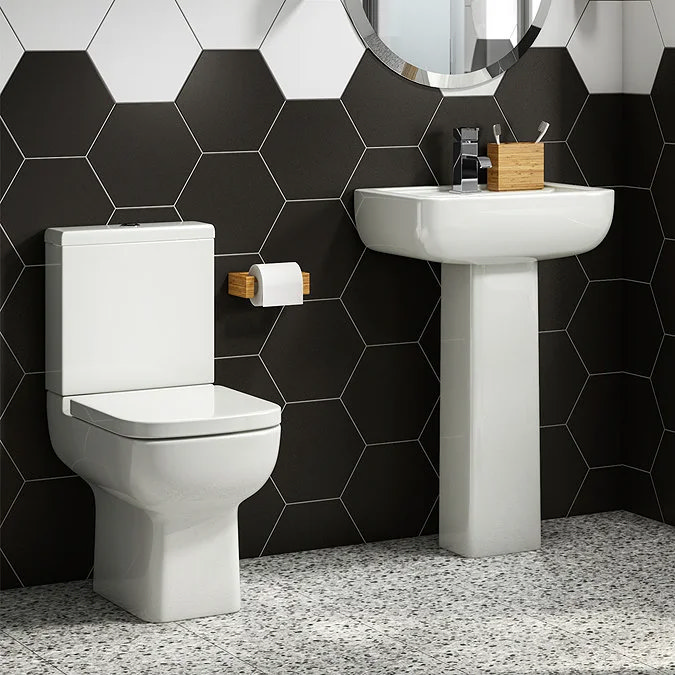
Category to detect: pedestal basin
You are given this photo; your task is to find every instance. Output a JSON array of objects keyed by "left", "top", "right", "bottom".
[
  {"left": 354, "top": 183, "right": 614, "bottom": 558},
  {"left": 354, "top": 183, "right": 614, "bottom": 264}
]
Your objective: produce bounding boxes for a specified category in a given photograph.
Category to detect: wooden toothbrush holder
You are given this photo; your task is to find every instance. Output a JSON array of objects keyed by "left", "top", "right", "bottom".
[{"left": 487, "top": 142, "right": 544, "bottom": 191}]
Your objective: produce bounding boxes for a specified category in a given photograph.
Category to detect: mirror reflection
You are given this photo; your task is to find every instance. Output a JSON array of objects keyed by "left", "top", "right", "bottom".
[{"left": 360, "top": 0, "right": 543, "bottom": 75}]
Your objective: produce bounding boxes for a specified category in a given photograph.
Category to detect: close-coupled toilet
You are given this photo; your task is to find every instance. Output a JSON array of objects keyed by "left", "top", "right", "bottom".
[{"left": 45, "top": 221, "right": 281, "bottom": 622}]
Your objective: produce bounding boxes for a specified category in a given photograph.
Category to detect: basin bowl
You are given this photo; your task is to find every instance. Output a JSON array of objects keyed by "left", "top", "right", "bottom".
[{"left": 354, "top": 183, "right": 614, "bottom": 265}]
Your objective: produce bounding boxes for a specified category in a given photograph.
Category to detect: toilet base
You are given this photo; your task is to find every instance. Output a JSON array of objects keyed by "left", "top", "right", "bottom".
[{"left": 92, "top": 487, "right": 241, "bottom": 622}]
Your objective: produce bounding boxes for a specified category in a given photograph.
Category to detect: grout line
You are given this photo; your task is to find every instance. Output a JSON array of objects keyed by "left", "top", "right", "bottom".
[
  {"left": 338, "top": 441, "right": 367, "bottom": 499},
  {"left": 0, "top": 263, "right": 25, "bottom": 316},
  {"left": 84, "top": 156, "right": 116, "bottom": 211},
  {"left": 417, "top": 495, "right": 439, "bottom": 536},
  {"left": 259, "top": 503, "right": 287, "bottom": 557},
  {"left": 257, "top": 149, "right": 288, "bottom": 202},
  {"left": 172, "top": 0, "right": 203, "bottom": 50},
  {"left": 339, "top": 397, "right": 367, "bottom": 448},
  {"left": 339, "top": 498, "right": 367, "bottom": 544},
  {"left": 565, "top": 469, "right": 589, "bottom": 518},
  {"left": 0, "top": 6, "right": 25, "bottom": 50},
  {"left": 0, "top": 549, "right": 24, "bottom": 588},
  {"left": 567, "top": 424, "right": 591, "bottom": 469},
  {"left": 338, "top": 145, "right": 367, "bottom": 202},
  {"left": 85, "top": 103, "right": 115, "bottom": 158},
  {"left": 257, "top": 354, "right": 287, "bottom": 406},
  {"left": 85, "top": 0, "right": 115, "bottom": 51}
]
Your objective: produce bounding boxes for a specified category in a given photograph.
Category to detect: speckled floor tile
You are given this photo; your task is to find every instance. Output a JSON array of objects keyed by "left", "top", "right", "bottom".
[
  {"left": 196, "top": 616, "right": 466, "bottom": 675},
  {"left": 1, "top": 631, "right": 64, "bottom": 674},
  {"left": 1, "top": 511, "right": 673, "bottom": 675}
]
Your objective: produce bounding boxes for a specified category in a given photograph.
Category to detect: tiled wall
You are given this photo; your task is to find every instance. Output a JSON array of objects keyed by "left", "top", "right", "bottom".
[{"left": 0, "top": 0, "right": 672, "bottom": 589}]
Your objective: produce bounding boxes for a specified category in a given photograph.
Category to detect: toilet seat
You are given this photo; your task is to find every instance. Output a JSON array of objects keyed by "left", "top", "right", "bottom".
[{"left": 68, "top": 384, "right": 281, "bottom": 440}]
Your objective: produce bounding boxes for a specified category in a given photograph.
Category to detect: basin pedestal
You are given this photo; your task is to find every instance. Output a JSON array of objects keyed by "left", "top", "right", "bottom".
[{"left": 439, "top": 261, "right": 541, "bottom": 557}]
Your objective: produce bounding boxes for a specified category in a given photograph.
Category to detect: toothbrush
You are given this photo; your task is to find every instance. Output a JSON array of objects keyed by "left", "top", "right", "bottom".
[
  {"left": 493, "top": 123, "right": 501, "bottom": 145},
  {"left": 535, "top": 120, "right": 550, "bottom": 143}
]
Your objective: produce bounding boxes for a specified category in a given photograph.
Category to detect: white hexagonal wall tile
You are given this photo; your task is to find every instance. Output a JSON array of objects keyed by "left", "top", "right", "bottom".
[
  {"left": 534, "top": 0, "right": 589, "bottom": 47},
  {"left": 177, "top": 0, "right": 285, "bottom": 49},
  {"left": 88, "top": 0, "right": 201, "bottom": 103},
  {"left": 652, "top": 0, "right": 675, "bottom": 47},
  {"left": 623, "top": 1, "right": 664, "bottom": 94},
  {"left": 261, "top": 0, "right": 365, "bottom": 100},
  {"left": 0, "top": 0, "right": 112, "bottom": 50},
  {"left": 568, "top": 1, "right": 623, "bottom": 93},
  {"left": 0, "top": 9, "right": 22, "bottom": 90},
  {"left": 442, "top": 74, "right": 503, "bottom": 98}
]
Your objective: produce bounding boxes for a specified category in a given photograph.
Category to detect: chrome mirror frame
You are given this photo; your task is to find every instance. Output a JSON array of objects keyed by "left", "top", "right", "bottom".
[{"left": 341, "top": 0, "right": 552, "bottom": 89}]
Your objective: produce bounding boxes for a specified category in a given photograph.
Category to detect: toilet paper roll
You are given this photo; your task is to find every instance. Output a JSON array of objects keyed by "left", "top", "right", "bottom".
[{"left": 249, "top": 262, "right": 303, "bottom": 307}]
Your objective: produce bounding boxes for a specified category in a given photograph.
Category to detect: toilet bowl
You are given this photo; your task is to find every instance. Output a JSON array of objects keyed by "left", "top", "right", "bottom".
[{"left": 44, "top": 222, "right": 281, "bottom": 622}]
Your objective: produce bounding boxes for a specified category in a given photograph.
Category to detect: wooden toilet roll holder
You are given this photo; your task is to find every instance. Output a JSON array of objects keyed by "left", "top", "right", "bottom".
[{"left": 227, "top": 271, "right": 310, "bottom": 299}]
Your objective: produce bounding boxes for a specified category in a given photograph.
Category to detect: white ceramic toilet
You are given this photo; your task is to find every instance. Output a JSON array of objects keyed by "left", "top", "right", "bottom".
[{"left": 44, "top": 221, "right": 281, "bottom": 623}]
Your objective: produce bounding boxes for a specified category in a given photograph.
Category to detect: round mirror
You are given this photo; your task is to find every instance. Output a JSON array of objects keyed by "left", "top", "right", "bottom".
[{"left": 342, "top": 0, "right": 552, "bottom": 89}]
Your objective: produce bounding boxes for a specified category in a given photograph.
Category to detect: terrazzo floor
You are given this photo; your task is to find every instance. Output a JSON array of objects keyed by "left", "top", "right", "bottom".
[{"left": 1, "top": 511, "right": 674, "bottom": 674}]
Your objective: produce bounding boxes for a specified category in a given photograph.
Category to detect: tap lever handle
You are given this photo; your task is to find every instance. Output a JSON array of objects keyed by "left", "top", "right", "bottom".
[{"left": 454, "top": 126, "right": 479, "bottom": 142}]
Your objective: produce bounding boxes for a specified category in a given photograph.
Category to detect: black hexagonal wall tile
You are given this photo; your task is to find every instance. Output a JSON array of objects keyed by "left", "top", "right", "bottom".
[
  {"left": 0, "top": 265, "right": 44, "bottom": 373},
  {"left": 420, "top": 301, "right": 440, "bottom": 378},
  {"left": 538, "top": 256, "right": 588, "bottom": 331},
  {"left": 177, "top": 153, "right": 283, "bottom": 254},
  {"left": 419, "top": 401, "right": 439, "bottom": 473},
  {"left": 272, "top": 400, "right": 363, "bottom": 503},
  {"left": 653, "top": 336, "right": 675, "bottom": 432},
  {"left": 89, "top": 103, "right": 200, "bottom": 207},
  {"left": 581, "top": 188, "right": 662, "bottom": 283},
  {"left": 623, "top": 96, "right": 664, "bottom": 188},
  {"left": 214, "top": 255, "right": 281, "bottom": 358},
  {"left": 263, "top": 500, "right": 363, "bottom": 555},
  {"left": 0, "top": 374, "right": 71, "bottom": 480},
  {"left": 109, "top": 207, "right": 180, "bottom": 225},
  {"left": 177, "top": 50, "right": 283, "bottom": 152},
  {"left": 570, "top": 95, "right": 661, "bottom": 188},
  {"left": 652, "top": 144, "right": 674, "bottom": 239},
  {"left": 496, "top": 48, "right": 587, "bottom": 143},
  {"left": 238, "top": 479, "right": 285, "bottom": 559},
  {"left": 341, "top": 51, "right": 442, "bottom": 147},
  {"left": 623, "top": 281, "right": 663, "bottom": 377},
  {"left": 623, "top": 468, "right": 662, "bottom": 521},
  {"left": 0, "top": 336, "right": 22, "bottom": 418},
  {"left": 342, "top": 147, "right": 436, "bottom": 216},
  {"left": 540, "top": 426, "right": 587, "bottom": 520},
  {"left": 544, "top": 142, "right": 586, "bottom": 184},
  {"left": 568, "top": 281, "right": 622, "bottom": 373},
  {"left": 622, "top": 375, "right": 662, "bottom": 472},
  {"left": 0, "top": 158, "right": 113, "bottom": 265},
  {"left": 420, "top": 97, "right": 513, "bottom": 185},
  {"left": 652, "top": 49, "right": 675, "bottom": 143},
  {"left": 652, "top": 240, "right": 675, "bottom": 335},
  {"left": 0, "top": 551, "right": 22, "bottom": 589},
  {"left": 215, "top": 356, "right": 284, "bottom": 407},
  {"left": 0, "top": 52, "right": 113, "bottom": 158},
  {"left": 343, "top": 344, "right": 438, "bottom": 444},
  {"left": 261, "top": 200, "right": 363, "bottom": 300},
  {"left": 653, "top": 431, "right": 675, "bottom": 525},
  {"left": 1, "top": 443, "right": 23, "bottom": 523},
  {"left": 1, "top": 477, "right": 94, "bottom": 586},
  {"left": 0, "top": 227, "right": 23, "bottom": 308},
  {"left": 1, "top": 120, "right": 22, "bottom": 198},
  {"left": 261, "top": 301, "right": 363, "bottom": 402},
  {"left": 539, "top": 332, "right": 587, "bottom": 426},
  {"left": 568, "top": 374, "right": 622, "bottom": 467},
  {"left": 343, "top": 250, "right": 439, "bottom": 345},
  {"left": 343, "top": 441, "right": 437, "bottom": 542},
  {"left": 261, "top": 100, "right": 364, "bottom": 200},
  {"left": 568, "top": 466, "right": 624, "bottom": 515}
]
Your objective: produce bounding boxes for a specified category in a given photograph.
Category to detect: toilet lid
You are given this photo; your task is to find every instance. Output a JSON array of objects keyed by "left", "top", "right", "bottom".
[{"left": 69, "top": 384, "right": 281, "bottom": 439}]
